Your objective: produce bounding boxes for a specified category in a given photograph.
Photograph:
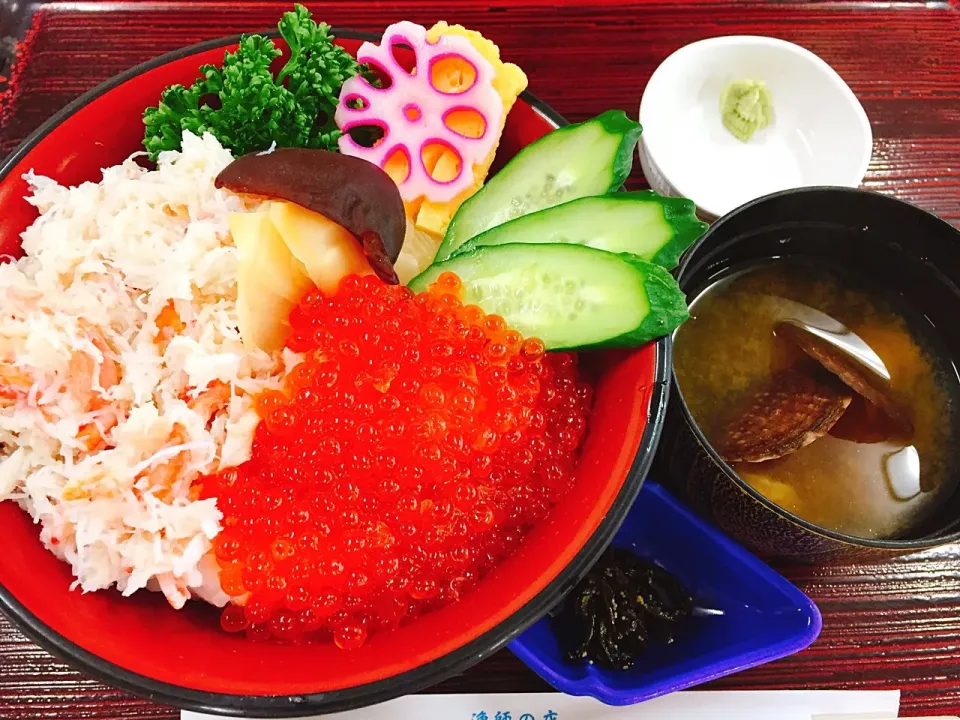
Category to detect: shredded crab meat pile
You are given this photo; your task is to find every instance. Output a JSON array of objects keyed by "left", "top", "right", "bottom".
[{"left": 0, "top": 131, "right": 291, "bottom": 608}]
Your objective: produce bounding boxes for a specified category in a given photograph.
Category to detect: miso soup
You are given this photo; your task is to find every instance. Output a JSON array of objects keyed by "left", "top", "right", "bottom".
[{"left": 673, "top": 260, "right": 959, "bottom": 540}]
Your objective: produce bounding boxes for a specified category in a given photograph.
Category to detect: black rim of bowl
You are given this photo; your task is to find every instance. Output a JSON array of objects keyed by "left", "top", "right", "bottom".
[
  {"left": 672, "top": 185, "right": 960, "bottom": 551},
  {"left": 0, "top": 29, "right": 670, "bottom": 716}
]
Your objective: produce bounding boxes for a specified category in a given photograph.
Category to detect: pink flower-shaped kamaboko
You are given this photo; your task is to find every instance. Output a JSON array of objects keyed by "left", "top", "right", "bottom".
[{"left": 335, "top": 22, "right": 504, "bottom": 204}]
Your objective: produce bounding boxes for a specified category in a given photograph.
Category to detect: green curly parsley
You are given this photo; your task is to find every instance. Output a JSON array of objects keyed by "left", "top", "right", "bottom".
[{"left": 143, "top": 5, "right": 363, "bottom": 160}]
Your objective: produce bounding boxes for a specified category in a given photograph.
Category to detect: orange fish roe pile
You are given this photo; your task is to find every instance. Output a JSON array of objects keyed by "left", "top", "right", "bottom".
[{"left": 202, "top": 272, "right": 591, "bottom": 647}]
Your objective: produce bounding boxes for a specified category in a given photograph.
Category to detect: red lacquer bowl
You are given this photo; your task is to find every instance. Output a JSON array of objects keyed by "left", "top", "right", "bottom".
[{"left": 0, "top": 31, "right": 668, "bottom": 717}]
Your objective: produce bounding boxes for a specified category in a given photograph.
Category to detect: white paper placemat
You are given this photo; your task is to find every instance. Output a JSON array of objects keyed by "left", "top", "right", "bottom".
[{"left": 182, "top": 690, "right": 901, "bottom": 720}]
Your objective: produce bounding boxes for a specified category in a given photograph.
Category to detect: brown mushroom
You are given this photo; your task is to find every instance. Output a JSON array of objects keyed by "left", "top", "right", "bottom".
[{"left": 215, "top": 148, "right": 406, "bottom": 285}]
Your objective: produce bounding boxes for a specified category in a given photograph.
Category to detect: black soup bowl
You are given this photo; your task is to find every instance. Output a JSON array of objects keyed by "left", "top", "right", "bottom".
[{"left": 655, "top": 187, "right": 960, "bottom": 562}]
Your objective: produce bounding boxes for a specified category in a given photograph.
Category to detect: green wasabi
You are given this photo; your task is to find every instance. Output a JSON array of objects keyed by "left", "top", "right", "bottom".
[{"left": 720, "top": 79, "right": 774, "bottom": 143}]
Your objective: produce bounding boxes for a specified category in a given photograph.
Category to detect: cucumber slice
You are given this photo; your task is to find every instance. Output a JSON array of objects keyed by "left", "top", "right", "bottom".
[
  {"left": 408, "top": 244, "right": 689, "bottom": 350},
  {"left": 435, "top": 110, "right": 643, "bottom": 262},
  {"left": 451, "top": 192, "right": 707, "bottom": 270}
]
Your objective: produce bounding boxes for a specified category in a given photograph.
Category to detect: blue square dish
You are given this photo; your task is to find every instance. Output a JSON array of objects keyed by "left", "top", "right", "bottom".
[{"left": 508, "top": 481, "right": 822, "bottom": 705}]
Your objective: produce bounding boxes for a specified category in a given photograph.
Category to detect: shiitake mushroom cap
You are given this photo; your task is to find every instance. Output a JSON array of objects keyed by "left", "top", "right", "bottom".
[{"left": 215, "top": 148, "right": 405, "bottom": 285}]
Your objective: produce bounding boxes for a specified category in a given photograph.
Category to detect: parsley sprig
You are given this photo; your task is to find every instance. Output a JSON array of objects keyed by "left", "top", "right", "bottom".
[{"left": 143, "top": 5, "right": 362, "bottom": 160}]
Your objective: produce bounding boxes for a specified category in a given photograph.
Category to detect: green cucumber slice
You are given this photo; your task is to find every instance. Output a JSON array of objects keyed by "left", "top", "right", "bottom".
[
  {"left": 435, "top": 110, "right": 643, "bottom": 262},
  {"left": 408, "top": 243, "right": 689, "bottom": 350},
  {"left": 451, "top": 192, "right": 707, "bottom": 270}
]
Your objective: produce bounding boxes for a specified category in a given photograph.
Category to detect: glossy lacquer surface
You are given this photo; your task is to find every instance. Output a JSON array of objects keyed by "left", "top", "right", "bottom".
[{"left": 1, "top": 1, "right": 959, "bottom": 718}]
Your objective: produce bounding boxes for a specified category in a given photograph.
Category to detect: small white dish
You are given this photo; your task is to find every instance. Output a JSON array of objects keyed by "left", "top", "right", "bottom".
[{"left": 638, "top": 35, "right": 872, "bottom": 221}]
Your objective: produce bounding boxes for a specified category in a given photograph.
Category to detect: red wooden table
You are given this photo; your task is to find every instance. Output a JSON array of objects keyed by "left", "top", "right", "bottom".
[{"left": 1, "top": 1, "right": 959, "bottom": 718}]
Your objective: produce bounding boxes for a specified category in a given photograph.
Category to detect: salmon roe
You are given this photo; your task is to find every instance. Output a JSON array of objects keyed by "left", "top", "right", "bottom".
[{"left": 202, "top": 273, "right": 592, "bottom": 647}]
